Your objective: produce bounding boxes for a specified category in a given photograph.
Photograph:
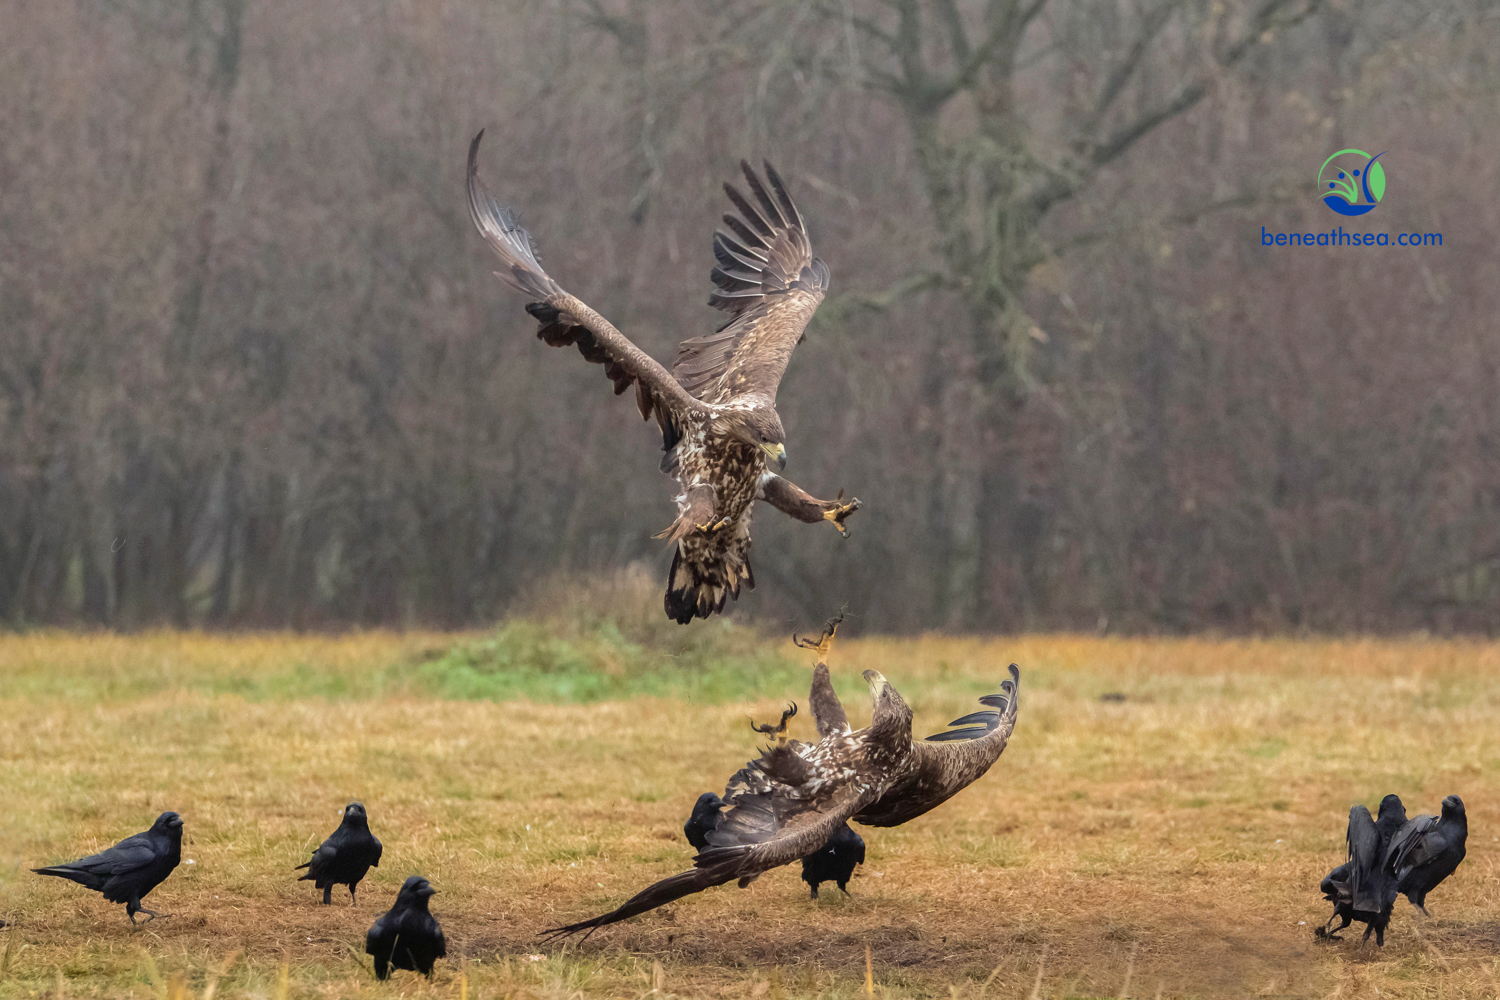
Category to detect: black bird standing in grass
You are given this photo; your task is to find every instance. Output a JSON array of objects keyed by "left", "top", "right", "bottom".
[
  {"left": 1316, "top": 794, "right": 1406, "bottom": 945},
  {"left": 684, "top": 793, "right": 724, "bottom": 850},
  {"left": 32, "top": 811, "right": 183, "bottom": 924},
  {"left": 1385, "top": 794, "right": 1468, "bottom": 916},
  {"left": 801, "top": 822, "right": 864, "bottom": 899},
  {"left": 296, "top": 802, "right": 383, "bottom": 905},
  {"left": 366, "top": 876, "right": 446, "bottom": 980}
]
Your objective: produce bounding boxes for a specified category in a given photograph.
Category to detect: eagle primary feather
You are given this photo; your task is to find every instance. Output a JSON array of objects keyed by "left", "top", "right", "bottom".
[{"left": 468, "top": 133, "right": 858, "bottom": 623}]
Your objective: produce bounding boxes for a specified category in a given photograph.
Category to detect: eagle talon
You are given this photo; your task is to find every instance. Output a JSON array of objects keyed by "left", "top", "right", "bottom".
[
  {"left": 696, "top": 516, "right": 732, "bottom": 535},
  {"left": 793, "top": 610, "right": 846, "bottom": 659},
  {"left": 750, "top": 702, "right": 798, "bottom": 742},
  {"left": 822, "top": 498, "right": 861, "bottom": 537}
]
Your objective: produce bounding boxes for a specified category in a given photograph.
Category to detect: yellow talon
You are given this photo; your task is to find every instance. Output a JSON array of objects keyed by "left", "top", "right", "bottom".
[
  {"left": 822, "top": 499, "right": 860, "bottom": 537},
  {"left": 696, "top": 516, "right": 731, "bottom": 534},
  {"left": 794, "top": 610, "right": 845, "bottom": 661}
]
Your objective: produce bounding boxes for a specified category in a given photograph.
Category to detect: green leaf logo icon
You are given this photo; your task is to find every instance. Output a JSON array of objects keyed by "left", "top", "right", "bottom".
[{"left": 1367, "top": 160, "right": 1386, "bottom": 203}]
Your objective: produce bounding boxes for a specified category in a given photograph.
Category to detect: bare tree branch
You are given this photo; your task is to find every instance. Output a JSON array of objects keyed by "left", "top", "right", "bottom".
[
  {"left": 1030, "top": 0, "right": 1323, "bottom": 216},
  {"left": 1040, "top": 188, "right": 1269, "bottom": 262},
  {"left": 1076, "top": 0, "right": 1184, "bottom": 142},
  {"left": 815, "top": 270, "right": 954, "bottom": 324},
  {"left": 933, "top": 0, "right": 971, "bottom": 63}
]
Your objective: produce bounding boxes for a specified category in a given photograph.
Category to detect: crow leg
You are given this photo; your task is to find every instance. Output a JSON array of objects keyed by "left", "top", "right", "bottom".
[
  {"left": 1317, "top": 912, "right": 1350, "bottom": 941},
  {"left": 808, "top": 884, "right": 819, "bottom": 900},
  {"left": 127, "top": 901, "right": 166, "bottom": 924},
  {"left": 322, "top": 884, "right": 332, "bottom": 905},
  {"left": 349, "top": 884, "right": 357, "bottom": 906}
]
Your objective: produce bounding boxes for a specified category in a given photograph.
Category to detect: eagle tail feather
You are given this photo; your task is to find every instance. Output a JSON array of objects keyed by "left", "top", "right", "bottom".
[{"left": 664, "top": 544, "right": 752, "bottom": 624}]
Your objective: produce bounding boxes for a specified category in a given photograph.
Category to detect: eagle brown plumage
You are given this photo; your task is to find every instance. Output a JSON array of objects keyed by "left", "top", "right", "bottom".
[
  {"left": 467, "top": 132, "right": 860, "bottom": 623},
  {"left": 539, "top": 629, "right": 1020, "bottom": 940}
]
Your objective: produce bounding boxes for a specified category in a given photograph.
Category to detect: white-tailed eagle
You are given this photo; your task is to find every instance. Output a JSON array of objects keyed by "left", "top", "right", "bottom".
[
  {"left": 467, "top": 133, "right": 860, "bottom": 623},
  {"left": 540, "top": 625, "right": 1020, "bottom": 939}
]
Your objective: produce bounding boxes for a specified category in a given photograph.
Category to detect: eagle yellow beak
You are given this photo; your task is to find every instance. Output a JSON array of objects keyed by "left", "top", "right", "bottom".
[
  {"left": 761, "top": 442, "right": 787, "bottom": 470},
  {"left": 862, "top": 669, "right": 887, "bottom": 696}
]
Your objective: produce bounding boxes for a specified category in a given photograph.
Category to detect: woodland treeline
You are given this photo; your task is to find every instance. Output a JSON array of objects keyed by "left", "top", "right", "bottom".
[{"left": 2, "top": 0, "right": 1497, "bottom": 633}]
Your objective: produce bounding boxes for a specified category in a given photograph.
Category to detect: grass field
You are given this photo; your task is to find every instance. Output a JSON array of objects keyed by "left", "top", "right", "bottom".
[{"left": 1, "top": 610, "right": 1498, "bottom": 997}]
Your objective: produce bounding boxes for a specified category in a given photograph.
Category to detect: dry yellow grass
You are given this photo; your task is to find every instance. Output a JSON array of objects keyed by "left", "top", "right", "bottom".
[{"left": 1, "top": 630, "right": 1498, "bottom": 998}]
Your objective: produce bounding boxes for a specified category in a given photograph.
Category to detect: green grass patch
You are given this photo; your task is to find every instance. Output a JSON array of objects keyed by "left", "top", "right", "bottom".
[{"left": 408, "top": 617, "right": 800, "bottom": 704}]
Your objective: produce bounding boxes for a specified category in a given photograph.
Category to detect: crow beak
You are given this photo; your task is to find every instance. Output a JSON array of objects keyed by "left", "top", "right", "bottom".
[{"left": 761, "top": 442, "right": 786, "bottom": 470}]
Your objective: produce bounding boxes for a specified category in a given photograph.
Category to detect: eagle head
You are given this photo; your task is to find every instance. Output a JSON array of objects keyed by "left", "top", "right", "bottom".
[
  {"left": 863, "top": 669, "right": 914, "bottom": 752},
  {"left": 719, "top": 407, "right": 787, "bottom": 470}
]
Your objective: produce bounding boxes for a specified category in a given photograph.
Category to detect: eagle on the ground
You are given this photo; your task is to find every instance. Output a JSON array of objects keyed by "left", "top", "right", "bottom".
[
  {"left": 540, "top": 622, "right": 1021, "bottom": 939},
  {"left": 467, "top": 133, "right": 860, "bottom": 623}
]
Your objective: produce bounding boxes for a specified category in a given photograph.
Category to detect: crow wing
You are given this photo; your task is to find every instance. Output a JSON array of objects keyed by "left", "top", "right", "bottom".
[
  {"left": 468, "top": 132, "right": 708, "bottom": 448},
  {"left": 672, "top": 161, "right": 828, "bottom": 403},
  {"left": 854, "top": 665, "right": 1021, "bottom": 828},
  {"left": 1345, "top": 804, "right": 1383, "bottom": 912},
  {"left": 1320, "top": 861, "right": 1352, "bottom": 903},
  {"left": 1385, "top": 814, "right": 1438, "bottom": 876},
  {"left": 38, "top": 836, "right": 158, "bottom": 880}
]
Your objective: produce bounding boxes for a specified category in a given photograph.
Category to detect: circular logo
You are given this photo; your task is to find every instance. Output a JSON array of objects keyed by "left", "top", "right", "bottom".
[{"left": 1318, "top": 149, "right": 1386, "bottom": 216}]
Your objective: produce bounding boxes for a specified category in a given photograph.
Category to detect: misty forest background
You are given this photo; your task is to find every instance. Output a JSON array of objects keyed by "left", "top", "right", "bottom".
[{"left": 2, "top": 0, "right": 1497, "bottom": 634}]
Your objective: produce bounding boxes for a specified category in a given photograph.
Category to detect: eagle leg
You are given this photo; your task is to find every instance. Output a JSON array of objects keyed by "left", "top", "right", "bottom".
[
  {"left": 758, "top": 475, "right": 860, "bottom": 536},
  {"left": 654, "top": 483, "right": 719, "bottom": 542}
]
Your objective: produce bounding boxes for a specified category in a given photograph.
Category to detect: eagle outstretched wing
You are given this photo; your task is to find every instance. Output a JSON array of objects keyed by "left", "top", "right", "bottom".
[
  {"left": 672, "top": 161, "right": 829, "bottom": 403},
  {"left": 539, "top": 737, "right": 879, "bottom": 941},
  {"left": 467, "top": 131, "right": 708, "bottom": 448},
  {"left": 854, "top": 665, "right": 1021, "bottom": 828}
]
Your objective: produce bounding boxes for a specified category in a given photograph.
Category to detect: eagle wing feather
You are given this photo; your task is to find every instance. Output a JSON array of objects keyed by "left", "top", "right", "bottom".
[
  {"left": 468, "top": 131, "right": 708, "bottom": 444},
  {"left": 672, "top": 161, "right": 829, "bottom": 403},
  {"left": 855, "top": 665, "right": 1021, "bottom": 828}
]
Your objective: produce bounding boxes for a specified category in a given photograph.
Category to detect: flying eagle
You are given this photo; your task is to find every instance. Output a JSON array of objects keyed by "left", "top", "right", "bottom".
[
  {"left": 540, "top": 624, "right": 1020, "bottom": 939},
  {"left": 467, "top": 133, "right": 860, "bottom": 623}
]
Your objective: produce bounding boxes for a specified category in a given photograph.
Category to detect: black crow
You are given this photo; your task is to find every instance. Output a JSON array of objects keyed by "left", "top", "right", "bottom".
[
  {"left": 683, "top": 793, "right": 724, "bottom": 850},
  {"left": 1385, "top": 794, "right": 1467, "bottom": 916},
  {"left": 32, "top": 811, "right": 183, "bottom": 924},
  {"left": 1316, "top": 794, "right": 1405, "bottom": 945},
  {"left": 366, "top": 876, "right": 446, "bottom": 980},
  {"left": 296, "top": 802, "right": 383, "bottom": 905},
  {"left": 800, "top": 822, "right": 864, "bottom": 899}
]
